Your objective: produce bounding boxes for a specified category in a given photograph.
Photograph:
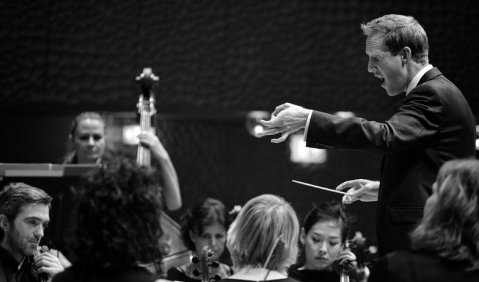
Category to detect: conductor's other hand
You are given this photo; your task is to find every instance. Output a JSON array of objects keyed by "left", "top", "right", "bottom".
[
  {"left": 257, "top": 103, "right": 310, "bottom": 143},
  {"left": 336, "top": 179, "right": 380, "bottom": 204}
]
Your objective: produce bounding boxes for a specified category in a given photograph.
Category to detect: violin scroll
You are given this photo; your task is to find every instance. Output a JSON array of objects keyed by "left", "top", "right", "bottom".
[{"left": 192, "top": 246, "right": 220, "bottom": 282}]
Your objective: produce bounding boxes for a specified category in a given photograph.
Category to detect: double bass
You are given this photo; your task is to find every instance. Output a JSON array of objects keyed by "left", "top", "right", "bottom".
[
  {"left": 135, "top": 68, "right": 190, "bottom": 274},
  {"left": 135, "top": 67, "right": 159, "bottom": 167}
]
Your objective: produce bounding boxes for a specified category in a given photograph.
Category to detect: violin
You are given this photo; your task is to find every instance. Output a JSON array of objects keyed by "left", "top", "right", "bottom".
[
  {"left": 341, "top": 232, "right": 369, "bottom": 282},
  {"left": 135, "top": 67, "right": 159, "bottom": 167},
  {"left": 192, "top": 246, "right": 221, "bottom": 282}
]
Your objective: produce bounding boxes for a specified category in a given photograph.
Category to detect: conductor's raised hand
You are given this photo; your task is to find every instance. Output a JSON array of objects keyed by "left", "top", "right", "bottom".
[
  {"left": 257, "top": 103, "right": 310, "bottom": 143},
  {"left": 336, "top": 179, "right": 380, "bottom": 204}
]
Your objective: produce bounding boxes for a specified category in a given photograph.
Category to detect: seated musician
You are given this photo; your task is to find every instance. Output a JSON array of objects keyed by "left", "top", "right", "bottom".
[
  {"left": 219, "top": 194, "right": 299, "bottom": 282},
  {"left": 61, "top": 111, "right": 181, "bottom": 211},
  {"left": 368, "top": 159, "right": 479, "bottom": 282},
  {"left": 288, "top": 201, "right": 368, "bottom": 282},
  {"left": 52, "top": 157, "right": 168, "bottom": 282},
  {"left": 0, "top": 182, "right": 66, "bottom": 282},
  {"left": 167, "top": 198, "right": 233, "bottom": 282}
]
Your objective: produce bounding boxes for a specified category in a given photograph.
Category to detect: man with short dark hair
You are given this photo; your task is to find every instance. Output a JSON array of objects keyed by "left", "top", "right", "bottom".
[{"left": 0, "top": 182, "right": 65, "bottom": 282}]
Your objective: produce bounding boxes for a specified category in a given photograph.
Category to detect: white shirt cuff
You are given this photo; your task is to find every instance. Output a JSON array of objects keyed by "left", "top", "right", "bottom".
[{"left": 303, "top": 110, "right": 313, "bottom": 141}]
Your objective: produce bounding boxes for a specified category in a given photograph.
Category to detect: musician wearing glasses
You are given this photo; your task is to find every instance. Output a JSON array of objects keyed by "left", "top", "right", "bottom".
[{"left": 219, "top": 194, "right": 300, "bottom": 282}]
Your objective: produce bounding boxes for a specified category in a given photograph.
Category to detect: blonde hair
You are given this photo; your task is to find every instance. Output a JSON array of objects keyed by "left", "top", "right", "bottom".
[
  {"left": 361, "top": 14, "right": 429, "bottom": 64},
  {"left": 227, "top": 194, "right": 299, "bottom": 272}
]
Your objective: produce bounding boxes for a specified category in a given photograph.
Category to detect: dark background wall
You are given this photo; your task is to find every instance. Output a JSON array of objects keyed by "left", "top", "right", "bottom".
[{"left": 1, "top": 0, "right": 478, "bottom": 249}]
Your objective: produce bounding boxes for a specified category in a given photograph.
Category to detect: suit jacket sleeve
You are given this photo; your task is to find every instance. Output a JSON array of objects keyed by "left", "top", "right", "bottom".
[{"left": 305, "top": 84, "right": 443, "bottom": 153}]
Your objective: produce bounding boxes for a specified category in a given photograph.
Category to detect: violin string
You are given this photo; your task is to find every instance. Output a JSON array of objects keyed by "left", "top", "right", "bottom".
[{"left": 260, "top": 234, "right": 283, "bottom": 282}]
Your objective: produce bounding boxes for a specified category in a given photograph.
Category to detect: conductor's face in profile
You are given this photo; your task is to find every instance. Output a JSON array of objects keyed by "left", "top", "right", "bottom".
[{"left": 366, "top": 33, "right": 409, "bottom": 97}]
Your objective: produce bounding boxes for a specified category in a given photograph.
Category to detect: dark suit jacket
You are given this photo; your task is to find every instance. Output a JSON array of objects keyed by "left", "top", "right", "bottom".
[
  {"left": 305, "top": 67, "right": 476, "bottom": 254},
  {"left": 368, "top": 251, "right": 479, "bottom": 282}
]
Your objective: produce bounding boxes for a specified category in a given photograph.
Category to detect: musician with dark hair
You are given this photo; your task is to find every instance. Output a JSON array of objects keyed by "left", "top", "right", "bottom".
[
  {"left": 0, "top": 182, "right": 65, "bottom": 282},
  {"left": 167, "top": 198, "right": 233, "bottom": 282},
  {"left": 219, "top": 194, "right": 300, "bottom": 282},
  {"left": 369, "top": 159, "right": 479, "bottom": 282},
  {"left": 289, "top": 202, "right": 368, "bottom": 282},
  {"left": 52, "top": 157, "right": 168, "bottom": 282}
]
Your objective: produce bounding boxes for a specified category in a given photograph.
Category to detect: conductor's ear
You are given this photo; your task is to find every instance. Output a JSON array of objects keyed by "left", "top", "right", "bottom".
[{"left": 400, "top": 47, "right": 412, "bottom": 62}]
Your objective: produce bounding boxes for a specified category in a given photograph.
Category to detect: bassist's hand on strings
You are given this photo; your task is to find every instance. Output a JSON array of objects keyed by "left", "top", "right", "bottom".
[{"left": 138, "top": 131, "right": 171, "bottom": 161}]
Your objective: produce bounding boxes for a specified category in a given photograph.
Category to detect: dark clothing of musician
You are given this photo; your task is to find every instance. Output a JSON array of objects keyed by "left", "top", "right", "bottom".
[
  {"left": 166, "top": 267, "right": 199, "bottom": 282},
  {"left": 368, "top": 250, "right": 479, "bottom": 282},
  {"left": 166, "top": 263, "right": 233, "bottom": 282},
  {"left": 52, "top": 265, "right": 162, "bottom": 282},
  {"left": 306, "top": 67, "right": 476, "bottom": 254},
  {"left": 0, "top": 246, "right": 46, "bottom": 282},
  {"left": 288, "top": 265, "right": 339, "bottom": 282}
]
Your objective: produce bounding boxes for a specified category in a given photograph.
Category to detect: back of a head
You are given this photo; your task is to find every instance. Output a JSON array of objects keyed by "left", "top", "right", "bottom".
[
  {"left": 227, "top": 194, "right": 299, "bottom": 272},
  {"left": 74, "top": 157, "right": 164, "bottom": 267},
  {"left": 361, "top": 14, "right": 429, "bottom": 64},
  {"left": 0, "top": 182, "right": 52, "bottom": 241},
  {"left": 411, "top": 159, "right": 479, "bottom": 268}
]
